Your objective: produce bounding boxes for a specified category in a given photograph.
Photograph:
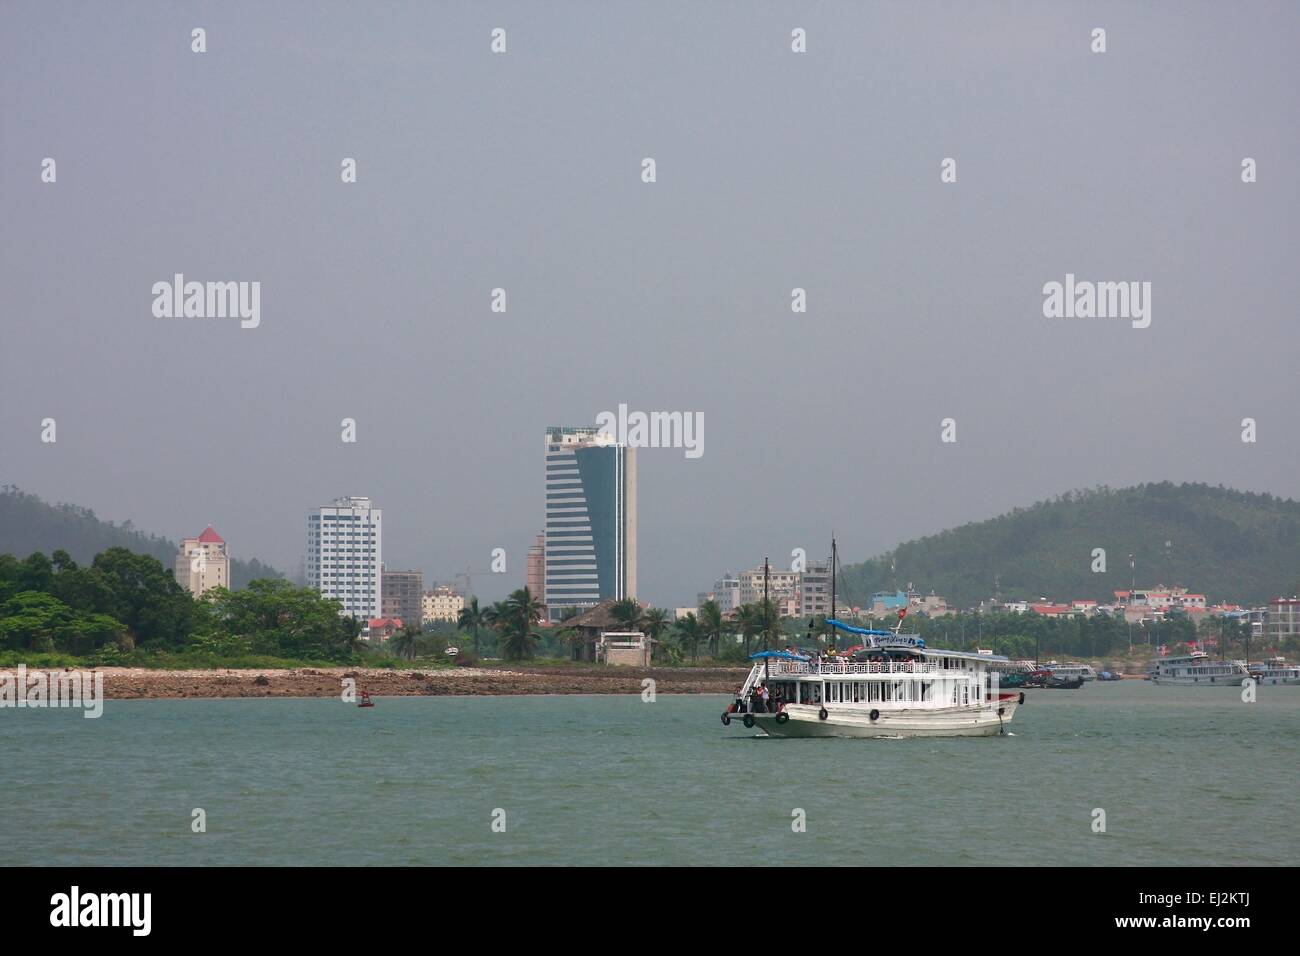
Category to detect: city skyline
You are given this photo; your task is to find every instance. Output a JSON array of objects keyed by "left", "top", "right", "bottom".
[{"left": 4, "top": 4, "right": 1297, "bottom": 610}]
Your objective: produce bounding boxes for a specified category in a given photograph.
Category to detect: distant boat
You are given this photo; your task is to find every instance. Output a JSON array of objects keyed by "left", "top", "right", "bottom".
[
  {"left": 1046, "top": 662, "right": 1097, "bottom": 682},
  {"left": 1247, "top": 658, "right": 1300, "bottom": 686},
  {"left": 1150, "top": 651, "right": 1248, "bottom": 686},
  {"left": 1097, "top": 670, "right": 1124, "bottom": 682},
  {"left": 990, "top": 660, "right": 1038, "bottom": 688},
  {"left": 358, "top": 691, "right": 375, "bottom": 708}
]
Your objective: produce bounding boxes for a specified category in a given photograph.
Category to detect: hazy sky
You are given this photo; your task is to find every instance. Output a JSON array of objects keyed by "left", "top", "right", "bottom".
[{"left": 3, "top": 2, "right": 1298, "bottom": 606}]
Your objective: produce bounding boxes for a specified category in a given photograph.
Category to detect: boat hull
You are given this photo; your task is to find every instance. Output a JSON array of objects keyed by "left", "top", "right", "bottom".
[
  {"left": 743, "top": 700, "right": 1019, "bottom": 738},
  {"left": 1150, "top": 676, "right": 1246, "bottom": 686}
]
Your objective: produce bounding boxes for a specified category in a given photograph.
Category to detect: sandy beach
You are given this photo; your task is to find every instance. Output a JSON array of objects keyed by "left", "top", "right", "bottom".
[{"left": 53, "top": 664, "right": 750, "bottom": 700}]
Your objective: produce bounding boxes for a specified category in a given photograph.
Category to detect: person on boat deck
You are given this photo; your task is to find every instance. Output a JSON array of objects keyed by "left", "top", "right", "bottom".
[{"left": 759, "top": 684, "right": 770, "bottom": 711}]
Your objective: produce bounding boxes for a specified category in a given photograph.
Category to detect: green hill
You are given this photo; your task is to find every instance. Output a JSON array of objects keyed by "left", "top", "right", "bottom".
[
  {"left": 0, "top": 486, "right": 283, "bottom": 589},
  {"left": 840, "top": 483, "right": 1300, "bottom": 610}
]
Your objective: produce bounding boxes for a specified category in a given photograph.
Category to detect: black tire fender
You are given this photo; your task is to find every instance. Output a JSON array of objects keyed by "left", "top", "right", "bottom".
[
  {"left": 869, "top": 709, "right": 880, "bottom": 722},
  {"left": 775, "top": 712, "right": 789, "bottom": 725},
  {"left": 997, "top": 706, "right": 1006, "bottom": 716},
  {"left": 818, "top": 707, "right": 829, "bottom": 721},
  {"left": 742, "top": 713, "right": 756, "bottom": 729},
  {"left": 1018, "top": 692, "right": 1025, "bottom": 705},
  {"left": 720, "top": 713, "right": 731, "bottom": 726}
]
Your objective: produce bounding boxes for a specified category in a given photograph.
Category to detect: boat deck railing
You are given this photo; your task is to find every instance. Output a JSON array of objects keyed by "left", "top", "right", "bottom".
[{"left": 753, "top": 661, "right": 973, "bottom": 678}]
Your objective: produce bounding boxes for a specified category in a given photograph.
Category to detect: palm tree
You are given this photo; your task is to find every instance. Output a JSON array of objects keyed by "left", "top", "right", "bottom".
[
  {"left": 457, "top": 596, "right": 484, "bottom": 656},
  {"left": 336, "top": 614, "right": 365, "bottom": 657},
  {"left": 610, "top": 597, "right": 644, "bottom": 631},
  {"left": 640, "top": 607, "right": 671, "bottom": 661},
  {"left": 642, "top": 607, "right": 670, "bottom": 640},
  {"left": 390, "top": 624, "right": 420, "bottom": 661},
  {"left": 498, "top": 587, "right": 544, "bottom": 661},
  {"left": 674, "top": 612, "right": 703, "bottom": 661},
  {"left": 733, "top": 603, "right": 761, "bottom": 656},
  {"left": 482, "top": 601, "right": 506, "bottom": 629},
  {"left": 698, "top": 600, "right": 725, "bottom": 658}
]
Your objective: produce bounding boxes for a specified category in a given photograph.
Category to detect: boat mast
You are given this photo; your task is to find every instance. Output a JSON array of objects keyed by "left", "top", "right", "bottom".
[
  {"left": 830, "top": 536, "right": 837, "bottom": 650},
  {"left": 763, "top": 555, "right": 770, "bottom": 651}
]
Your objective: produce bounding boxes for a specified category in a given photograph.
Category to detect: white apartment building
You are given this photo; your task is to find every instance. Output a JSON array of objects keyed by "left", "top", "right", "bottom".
[
  {"left": 308, "top": 496, "right": 382, "bottom": 630},
  {"left": 698, "top": 574, "right": 741, "bottom": 615}
]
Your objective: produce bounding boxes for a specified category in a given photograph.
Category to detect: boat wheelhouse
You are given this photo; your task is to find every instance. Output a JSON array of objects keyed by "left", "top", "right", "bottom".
[
  {"left": 1150, "top": 651, "right": 1248, "bottom": 686},
  {"left": 1247, "top": 657, "right": 1300, "bottom": 685},
  {"left": 721, "top": 621, "right": 1024, "bottom": 738}
]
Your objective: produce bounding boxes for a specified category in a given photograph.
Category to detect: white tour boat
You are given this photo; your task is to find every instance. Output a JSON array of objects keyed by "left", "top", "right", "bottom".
[
  {"left": 1150, "top": 651, "right": 1248, "bottom": 686},
  {"left": 721, "top": 621, "right": 1023, "bottom": 738},
  {"left": 1247, "top": 657, "right": 1300, "bottom": 685}
]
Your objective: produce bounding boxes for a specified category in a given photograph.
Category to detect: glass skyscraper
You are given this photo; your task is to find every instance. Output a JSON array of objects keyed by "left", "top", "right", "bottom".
[{"left": 543, "top": 426, "right": 637, "bottom": 621}]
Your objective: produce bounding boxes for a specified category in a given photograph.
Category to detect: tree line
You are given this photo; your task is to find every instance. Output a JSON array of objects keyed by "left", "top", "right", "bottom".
[{"left": 0, "top": 548, "right": 359, "bottom": 662}]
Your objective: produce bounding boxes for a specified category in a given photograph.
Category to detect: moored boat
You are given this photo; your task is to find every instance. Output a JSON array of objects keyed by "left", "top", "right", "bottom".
[
  {"left": 1247, "top": 657, "right": 1300, "bottom": 685},
  {"left": 1150, "top": 651, "right": 1248, "bottom": 686},
  {"left": 1046, "top": 661, "right": 1097, "bottom": 682}
]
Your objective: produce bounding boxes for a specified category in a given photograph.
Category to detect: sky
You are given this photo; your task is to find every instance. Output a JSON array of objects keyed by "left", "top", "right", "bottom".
[{"left": 2, "top": 1, "right": 1298, "bottom": 607}]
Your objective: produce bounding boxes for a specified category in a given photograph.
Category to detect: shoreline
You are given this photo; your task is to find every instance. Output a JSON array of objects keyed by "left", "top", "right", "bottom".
[{"left": 28, "top": 665, "right": 751, "bottom": 700}]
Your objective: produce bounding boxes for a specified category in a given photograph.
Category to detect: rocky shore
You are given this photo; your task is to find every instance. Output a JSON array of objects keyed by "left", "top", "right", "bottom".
[{"left": 70, "top": 664, "right": 750, "bottom": 700}]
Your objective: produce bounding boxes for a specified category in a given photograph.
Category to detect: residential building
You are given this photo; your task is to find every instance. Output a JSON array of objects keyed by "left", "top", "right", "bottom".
[
  {"left": 1030, "top": 603, "right": 1074, "bottom": 619},
  {"left": 174, "top": 526, "right": 230, "bottom": 598},
  {"left": 911, "top": 592, "right": 952, "bottom": 617},
  {"left": 367, "top": 617, "right": 403, "bottom": 642},
  {"left": 798, "top": 558, "right": 832, "bottom": 617},
  {"left": 871, "top": 590, "right": 910, "bottom": 616},
  {"left": 543, "top": 426, "right": 637, "bottom": 621},
  {"left": 382, "top": 569, "right": 423, "bottom": 627},
  {"left": 698, "top": 574, "right": 740, "bottom": 615},
  {"left": 1266, "top": 597, "right": 1300, "bottom": 645},
  {"left": 738, "top": 566, "right": 799, "bottom": 606},
  {"left": 308, "top": 496, "right": 382, "bottom": 632},
  {"left": 422, "top": 585, "right": 465, "bottom": 624}
]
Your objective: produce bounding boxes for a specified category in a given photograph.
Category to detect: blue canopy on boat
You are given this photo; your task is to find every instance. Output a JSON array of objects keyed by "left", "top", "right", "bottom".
[
  {"left": 825, "top": 619, "right": 894, "bottom": 637},
  {"left": 749, "top": 650, "right": 811, "bottom": 662}
]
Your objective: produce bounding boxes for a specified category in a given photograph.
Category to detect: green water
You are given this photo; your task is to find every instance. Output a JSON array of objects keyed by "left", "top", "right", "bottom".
[{"left": 3, "top": 682, "right": 1297, "bottom": 866}]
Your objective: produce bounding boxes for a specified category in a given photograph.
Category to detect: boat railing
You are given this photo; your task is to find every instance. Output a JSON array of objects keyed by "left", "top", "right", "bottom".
[{"left": 760, "top": 661, "right": 945, "bottom": 677}]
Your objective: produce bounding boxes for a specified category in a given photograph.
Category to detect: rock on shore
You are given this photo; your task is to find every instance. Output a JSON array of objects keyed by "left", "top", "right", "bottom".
[{"left": 76, "top": 665, "right": 749, "bottom": 700}]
